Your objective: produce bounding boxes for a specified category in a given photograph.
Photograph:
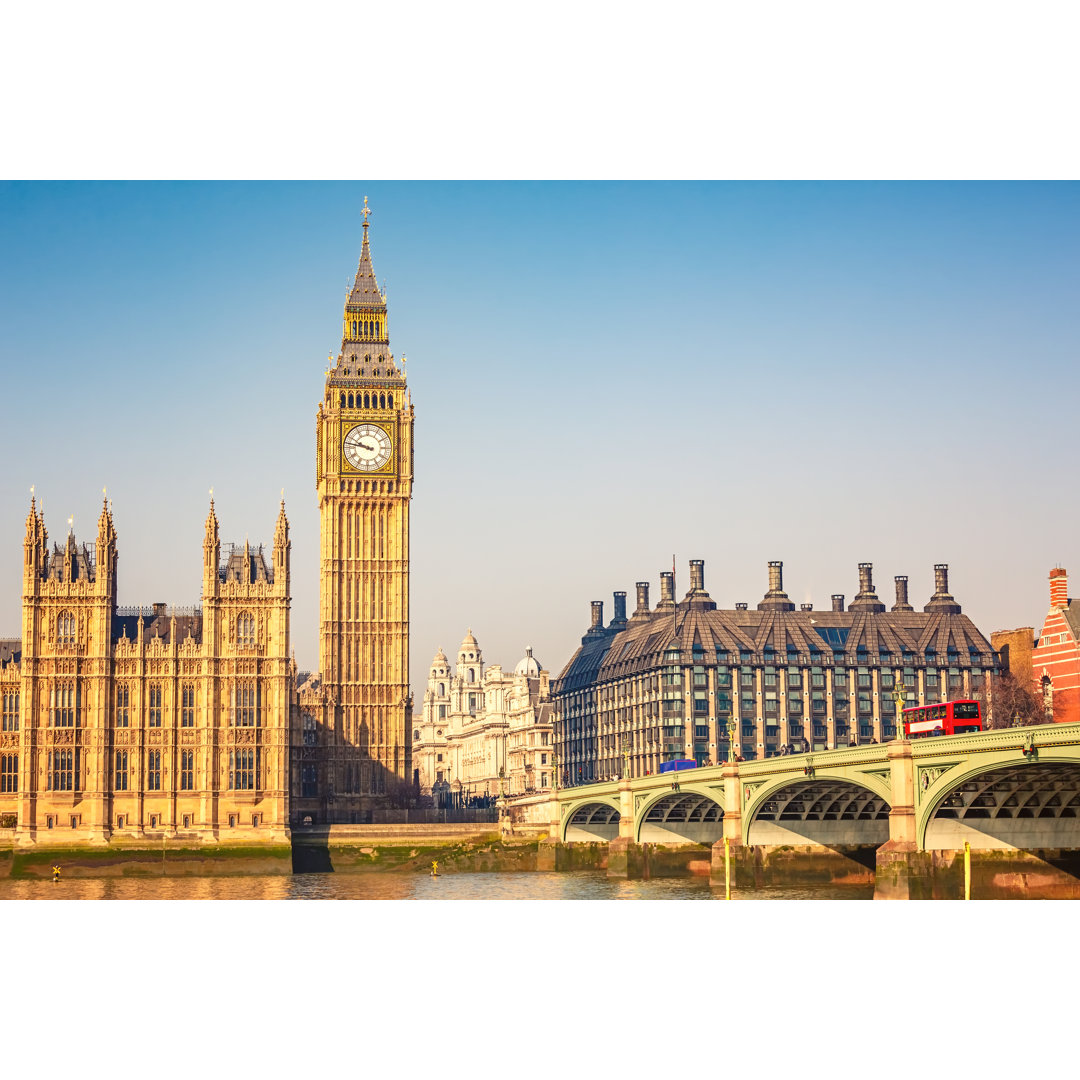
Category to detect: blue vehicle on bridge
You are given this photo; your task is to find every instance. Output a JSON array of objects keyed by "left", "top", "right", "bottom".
[{"left": 658, "top": 759, "right": 697, "bottom": 774}]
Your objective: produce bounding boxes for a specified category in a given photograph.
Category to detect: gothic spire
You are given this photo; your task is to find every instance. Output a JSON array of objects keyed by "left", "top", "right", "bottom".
[{"left": 347, "top": 196, "right": 385, "bottom": 311}]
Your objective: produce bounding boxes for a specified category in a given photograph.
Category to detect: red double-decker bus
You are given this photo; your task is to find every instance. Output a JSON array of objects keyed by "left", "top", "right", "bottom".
[{"left": 902, "top": 699, "right": 983, "bottom": 738}]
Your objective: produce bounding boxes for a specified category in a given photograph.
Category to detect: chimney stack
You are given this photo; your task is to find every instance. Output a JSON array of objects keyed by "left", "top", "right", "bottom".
[
  {"left": 657, "top": 571, "right": 675, "bottom": 608},
  {"left": 769, "top": 561, "right": 783, "bottom": 593},
  {"left": 800, "top": 603, "right": 813, "bottom": 612},
  {"left": 1050, "top": 567, "right": 1068, "bottom": 610},
  {"left": 850, "top": 563, "right": 885, "bottom": 612},
  {"left": 758, "top": 559, "right": 795, "bottom": 611},
  {"left": 924, "top": 563, "right": 961, "bottom": 613},
  {"left": 735, "top": 602, "right": 748, "bottom": 611},
  {"left": 934, "top": 564, "right": 949, "bottom": 595},
  {"left": 689, "top": 559, "right": 705, "bottom": 592},
  {"left": 633, "top": 581, "right": 650, "bottom": 618},
  {"left": 590, "top": 601, "right": 603, "bottom": 630},
  {"left": 610, "top": 591, "right": 628, "bottom": 629},
  {"left": 892, "top": 575, "right": 913, "bottom": 612},
  {"left": 832, "top": 594, "right": 845, "bottom": 612}
]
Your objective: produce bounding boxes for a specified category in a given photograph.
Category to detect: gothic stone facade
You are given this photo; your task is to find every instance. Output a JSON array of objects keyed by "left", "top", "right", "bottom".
[
  {"left": 412, "top": 632, "right": 554, "bottom": 804},
  {"left": 0, "top": 497, "right": 292, "bottom": 843},
  {"left": 291, "top": 206, "right": 415, "bottom": 825},
  {"left": 553, "top": 559, "right": 999, "bottom": 785}
]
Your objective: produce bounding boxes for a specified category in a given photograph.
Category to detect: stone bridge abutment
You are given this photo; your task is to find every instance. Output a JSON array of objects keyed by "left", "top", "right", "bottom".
[{"left": 534, "top": 724, "right": 1080, "bottom": 897}]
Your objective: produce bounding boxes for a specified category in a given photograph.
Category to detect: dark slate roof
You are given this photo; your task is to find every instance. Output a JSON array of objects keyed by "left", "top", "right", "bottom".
[
  {"left": 1062, "top": 600, "right": 1080, "bottom": 643},
  {"left": 346, "top": 227, "right": 385, "bottom": 311},
  {"left": 0, "top": 639, "right": 21, "bottom": 664},
  {"left": 219, "top": 544, "right": 273, "bottom": 585},
  {"left": 46, "top": 539, "right": 95, "bottom": 582},
  {"left": 554, "top": 600, "right": 997, "bottom": 693},
  {"left": 332, "top": 341, "right": 404, "bottom": 382},
  {"left": 112, "top": 613, "right": 203, "bottom": 646}
]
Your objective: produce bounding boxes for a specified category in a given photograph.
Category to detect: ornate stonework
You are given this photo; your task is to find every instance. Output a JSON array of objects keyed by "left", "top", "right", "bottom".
[
  {"left": 0, "top": 496, "right": 293, "bottom": 843},
  {"left": 292, "top": 203, "right": 415, "bottom": 825}
]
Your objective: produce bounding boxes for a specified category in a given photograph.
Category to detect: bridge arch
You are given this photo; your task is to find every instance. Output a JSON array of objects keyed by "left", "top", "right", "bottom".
[
  {"left": 634, "top": 786, "right": 724, "bottom": 844},
  {"left": 562, "top": 797, "right": 621, "bottom": 842},
  {"left": 921, "top": 757, "right": 1080, "bottom": 850},
  {"left": 745, "top": 776, "right": 891, "bottom": 847}
]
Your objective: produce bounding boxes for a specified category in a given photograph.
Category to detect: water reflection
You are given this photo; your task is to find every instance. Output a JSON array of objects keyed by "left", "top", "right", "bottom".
[{"left": 0, "top": 871, "right": 874, "bottom": 901}]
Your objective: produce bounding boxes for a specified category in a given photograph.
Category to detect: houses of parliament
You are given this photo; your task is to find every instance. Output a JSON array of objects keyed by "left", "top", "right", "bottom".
[{"left": 0, "top": 201, "right": 414, "bottom": 843}]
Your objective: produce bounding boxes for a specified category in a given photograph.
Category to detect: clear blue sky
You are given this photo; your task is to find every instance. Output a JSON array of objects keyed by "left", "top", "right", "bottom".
[{"left": 2, "top": 181, "right": 1078, "bottom": 697}]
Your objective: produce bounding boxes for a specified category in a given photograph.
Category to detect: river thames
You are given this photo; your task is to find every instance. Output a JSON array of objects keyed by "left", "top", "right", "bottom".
[{"left": 0, "top": 870, "right": 874, "bottom": 900}]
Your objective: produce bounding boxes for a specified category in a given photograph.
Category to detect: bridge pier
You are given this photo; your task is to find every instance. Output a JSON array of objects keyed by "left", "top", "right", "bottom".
[
  {"left": 607, "top": 837, "right": 646, "bottom": 878},
  {"left": 721, "top": 761, "right": 743, "bottom": 848}
]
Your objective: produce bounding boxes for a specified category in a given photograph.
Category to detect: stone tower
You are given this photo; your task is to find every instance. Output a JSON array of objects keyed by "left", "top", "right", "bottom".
[{"left": 314, "top": 199, "right": 415, "bottom": 805}]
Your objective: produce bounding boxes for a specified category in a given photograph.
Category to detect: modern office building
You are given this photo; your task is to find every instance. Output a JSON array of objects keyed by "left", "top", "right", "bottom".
[{"left": 553, "top": 559, "right": 999, "bottom": 784}]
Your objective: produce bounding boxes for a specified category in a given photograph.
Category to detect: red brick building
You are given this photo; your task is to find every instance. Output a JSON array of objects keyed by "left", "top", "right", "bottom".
[{"left": 1031, "top": 568, "right": 1080, "bottom": 725}]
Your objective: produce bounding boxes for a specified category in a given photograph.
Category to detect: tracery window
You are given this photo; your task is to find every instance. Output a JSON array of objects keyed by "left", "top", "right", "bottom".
[
  {"left": 57, "top": 611, "right": 76, "bottom": 646},
  {"left": 147, "top": 749, "right": 162, "bottom": 791},
  {"left": 115, "top": 684, "right": 130, "bottom": 727},
  {"left": 234, "top": 683, "right": 258, "bottom": 727},
  {"left": 230, "top": 749, "right": 258, "bottom": 790},
  {"left": 181, "top": 684, "right": 195, "bottom": 728},
  {"left": 148, "top": 684, "right": 162, "bottom": 727},
  {"left": 180, "top": 750, "right": 194, "bottom": 790},
  {"left": 52, "top": 684, "right": 76, "bottom": 727},
  {"left": 115, "top": 750, "right": 128, "bottom": 791},
  {"left": 0, "top": 753, "right": 17, "bottom": 793},
  {"left": 49, "top": 749, "right": 76, "bottom": 791},
  {"left": 1, "top": 692, "right": 18, "bottom": 732},
  {"left": 237, "top": 613, "right": 256, "bottom": 647}
]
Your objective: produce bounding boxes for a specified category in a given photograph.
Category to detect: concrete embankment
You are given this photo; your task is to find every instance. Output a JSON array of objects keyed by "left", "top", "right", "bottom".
[
  {"left": 875, "top": 846, "right": 1080, "bottom": 899},
  {"left": 291, "top": 824, "right": 548, "bottom": 874},
  {"left": 0, "top": 843, "right": 293, "bottom": 879}
]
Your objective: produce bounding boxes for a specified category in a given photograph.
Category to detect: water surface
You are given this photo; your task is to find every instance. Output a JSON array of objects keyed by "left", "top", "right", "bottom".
[{"left": 0, "top": 870, "right": 874, "bottom": 900}]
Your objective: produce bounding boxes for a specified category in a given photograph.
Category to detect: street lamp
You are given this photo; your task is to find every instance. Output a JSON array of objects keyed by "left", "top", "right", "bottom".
[
  {"left": 891, "top": 680, "right": 908, "bottom": 741},
  {"left": 725, "top": 716, "right": 738, "bottom": 762}
]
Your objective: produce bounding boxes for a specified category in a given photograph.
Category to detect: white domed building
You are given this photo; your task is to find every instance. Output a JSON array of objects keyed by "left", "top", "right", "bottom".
[{"left": 413, "top": 634, "right": 554, "bottom": 804}]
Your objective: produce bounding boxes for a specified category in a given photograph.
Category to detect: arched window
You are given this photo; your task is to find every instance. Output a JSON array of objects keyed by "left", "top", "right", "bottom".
[
  {"left": 340, "top": 393, "right": 346, "bottom": 407},
  {"left": 380, "top": 393, "right": 386, "bottom": 408},
  {"left": 237, "top": 613, "right": 256, "bottom": 647},
  {"left": 438, "top": 682, "right": 445, "bottom": 696},
  {"left": 467, "top": 668, "right": 476, "bottom": 684},
  {"left": 57, "top": 612, "right": 76, "bottom": 646},
  {"left": 348, "top": 393, "right": 354, "bottom": 408},
  {"left": 364, "top": 393, "right": 370, "bottom": 408},
  {"left": 387, "top": 394, "right": 393, "bottom": 408}
]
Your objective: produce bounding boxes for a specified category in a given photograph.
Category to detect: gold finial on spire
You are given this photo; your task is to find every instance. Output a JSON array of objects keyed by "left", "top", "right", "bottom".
[{"left": 362, "top": 195, "right": 371, "bottom": 224}]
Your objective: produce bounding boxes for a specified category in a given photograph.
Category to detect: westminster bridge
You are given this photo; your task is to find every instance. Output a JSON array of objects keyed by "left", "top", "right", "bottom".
[{"left": 535, "top": 723, "right": 1080, "bottom": 897}]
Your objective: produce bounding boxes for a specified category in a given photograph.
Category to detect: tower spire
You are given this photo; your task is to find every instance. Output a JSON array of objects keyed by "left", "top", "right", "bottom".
[{"left": 337, "top": 196, "right": 390, "bottom": 359}]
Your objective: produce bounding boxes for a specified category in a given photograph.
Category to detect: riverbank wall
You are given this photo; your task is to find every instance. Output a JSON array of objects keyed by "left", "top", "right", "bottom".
[
  {"left": 0, "top": 843, "right": 293, "bottom": 879},
  {"left": 291, "top": 823, "right": 549, "bottom": 874},
  {"left": 3, "top": 828, "right": 1078, "bottom": 897}
]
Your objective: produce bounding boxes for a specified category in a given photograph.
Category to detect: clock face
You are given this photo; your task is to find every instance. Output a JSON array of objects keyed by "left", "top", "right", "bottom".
[{"left": 343, "top": 423, "right": 393, "bottom": 471}]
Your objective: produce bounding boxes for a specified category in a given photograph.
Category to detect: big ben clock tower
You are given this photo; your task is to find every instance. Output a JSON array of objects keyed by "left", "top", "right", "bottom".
[{"left": 314, "top": 198, "right": 414, "bottom": 812}]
